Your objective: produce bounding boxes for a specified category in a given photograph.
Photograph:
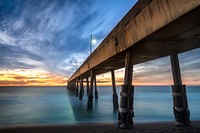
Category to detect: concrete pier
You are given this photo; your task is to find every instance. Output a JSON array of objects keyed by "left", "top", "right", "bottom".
[
  {"left": 118, "top": 51, "right": 134, "bottom": 129},
  {"left": 87, "top": 70, "right": 94, "bottom": 110},
  {"left": 67, "top": 0, "right": 200, "bottom": 128},
  {"left": 67, "top": 80, "right": 76, "bottom": 92},
  {"left": 86, "top": 77, "right": 89, "bottom": 96},
  {"left": 170, "top": 53, "right": 191, "bottom": 126},
  {"left": 79, "top": 76, "right": 84, "bottom": 100},
  {"left": 111, "top": 70, "right": 118, "bottom": 109},
  {"left": 94, "top": 75, "right": 98, "bottom": 100},
  {"left": 75, "top": 79, "right": 79, "bottom": 97}
]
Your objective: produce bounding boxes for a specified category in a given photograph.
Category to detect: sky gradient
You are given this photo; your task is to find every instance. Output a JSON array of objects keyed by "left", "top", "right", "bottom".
[{"left": 0, "top": 0, "right": 199, "bottom": 86}]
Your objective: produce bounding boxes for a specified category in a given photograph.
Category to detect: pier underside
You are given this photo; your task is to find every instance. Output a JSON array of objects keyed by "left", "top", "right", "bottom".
[
  {"left": 67, "top": 0, "right": 200, "bottom": 129},
  {"left": 69, "top": 5, "right": 200, "bottom": 81}
]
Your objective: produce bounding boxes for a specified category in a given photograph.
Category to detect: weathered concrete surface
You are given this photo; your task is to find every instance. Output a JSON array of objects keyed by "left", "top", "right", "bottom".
[{"left": 68, "top": 0, "right": 200, "bottom": 84}]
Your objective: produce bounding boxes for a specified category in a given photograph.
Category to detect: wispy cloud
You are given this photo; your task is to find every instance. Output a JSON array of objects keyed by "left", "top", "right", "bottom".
[
  {"left": 0, "top": 31, "right": 15, "bottom": 46},
  {"left": 0, "top": 0, "right": 199, "bottom": 86}
]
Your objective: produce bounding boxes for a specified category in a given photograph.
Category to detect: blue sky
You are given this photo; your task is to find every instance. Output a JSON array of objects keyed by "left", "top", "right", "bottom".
[{"left": 0, "top": 0, "right": 199, "bottom": 86}]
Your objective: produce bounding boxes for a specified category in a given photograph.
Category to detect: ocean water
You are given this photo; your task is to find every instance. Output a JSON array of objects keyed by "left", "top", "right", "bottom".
[{"left": 0, "top": 86, "right": 200, "bottom": 127}]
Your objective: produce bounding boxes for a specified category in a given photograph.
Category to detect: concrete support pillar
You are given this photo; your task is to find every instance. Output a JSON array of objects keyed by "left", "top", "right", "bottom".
[
  {"left": 87, "top": 70, "right": 94, "bottom": 109},
  {"left": 94, "top": 75, "right": 98, "bottom": 100},
  {"left": 75, "top": 79, "right": 79, "bottom": 97},
  {"left": 170, "top": 53, "right": 190, "bottom": 126},
  {"left": 72, "top": 81, "right": 76, "bottom": 93},
  {"left": 67, "top": 80, "right": 76, "bottom": 92},
  {"left": 79, "top": 75, "right": 84, "bottom": 100},
  {"left": 86, "top": 77, "right": 89, "bottom": 96},
  {"left": 118, "top": 51, "right": 134, "bottom": 129},
  {"left": 111, "top": 69, "right": 118, "bottom": 109}
]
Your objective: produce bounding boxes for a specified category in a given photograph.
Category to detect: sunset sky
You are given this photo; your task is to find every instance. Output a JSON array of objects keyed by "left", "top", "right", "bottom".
[{"left": 0, "top": 0, "right": 199, "bottom": 86}]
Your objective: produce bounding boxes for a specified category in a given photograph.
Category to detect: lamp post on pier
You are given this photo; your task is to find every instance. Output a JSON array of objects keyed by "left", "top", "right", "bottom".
[{"left": 90, "top": 34, "right": 97, "bottom": 54}]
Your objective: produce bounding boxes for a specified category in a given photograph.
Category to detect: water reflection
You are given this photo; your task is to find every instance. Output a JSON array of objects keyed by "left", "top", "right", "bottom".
[{"left": 0, "top": 86, "right": 199, "bottom": 126}]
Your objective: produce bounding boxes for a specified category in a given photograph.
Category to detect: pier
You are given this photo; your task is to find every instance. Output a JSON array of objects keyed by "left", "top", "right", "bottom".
[{"left": 67, "top": 0, "right": 200, "bottom": 128}]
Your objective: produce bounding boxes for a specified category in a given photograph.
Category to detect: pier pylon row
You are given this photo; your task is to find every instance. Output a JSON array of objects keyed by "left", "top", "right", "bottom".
[
  {"left": 71, "top": 69, "right": 119, "bottom": 110},
  {"left": 117, "top": 51, "right": 191, "bottom": 128},
  {"left": 67, "top": 50, "right": 191, "bottom": 129}
]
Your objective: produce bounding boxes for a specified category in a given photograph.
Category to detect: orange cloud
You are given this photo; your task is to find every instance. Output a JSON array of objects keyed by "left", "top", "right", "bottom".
[
  {"left": 0, "top": 69, "right": 68, "bottom": 86},
  {"left": 89, "top": 66, "right": 200, "bottom": 86},
  {"left": 0, "top": 66, "right": 199, "bottom": 86}
]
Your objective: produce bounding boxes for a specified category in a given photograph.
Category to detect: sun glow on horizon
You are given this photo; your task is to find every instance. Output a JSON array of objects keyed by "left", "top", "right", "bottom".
[
  {"left": 0, "top": 69, "right": 68, "bottom": 86},
  {"left": 0, "top": 64, "right": 200, "bottom": 87}
]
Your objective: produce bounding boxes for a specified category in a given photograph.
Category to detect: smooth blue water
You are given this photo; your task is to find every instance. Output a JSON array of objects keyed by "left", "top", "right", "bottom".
[{"left": 0, "top": 86, "right": 200, "bottom": 127}]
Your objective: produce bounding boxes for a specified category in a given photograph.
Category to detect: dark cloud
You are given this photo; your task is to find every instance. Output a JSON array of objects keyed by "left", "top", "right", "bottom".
[
  {"left": 116, "top": 78, "right": 124, "bottom": 83},
  {"left": 97, "top": 80, "right": 110, "bottom": 84},
  {"left": 133, "top": 56, "right": 171, "bottom": 78},
  {"left": 0, "top": 80, "right": 27, "bottom": 85},
  {"left": 0, "top": 44, "right": 43, "bottom": 69}
]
